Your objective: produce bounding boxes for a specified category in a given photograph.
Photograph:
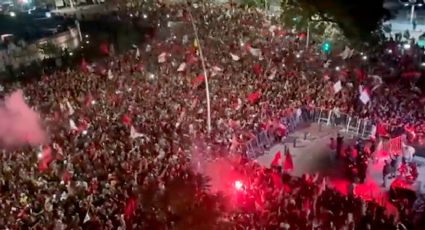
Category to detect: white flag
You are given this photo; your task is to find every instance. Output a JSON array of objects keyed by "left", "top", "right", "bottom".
[
  {"left": 135, "top": 48, "right": 140, "bottom": 59},
  {"left": 177, "top": 62, "right": 186, "bottom": 72},
  {"left": 333, "top": 81, "right": 342, "bottom": 94},
  {"left": 107, "top": 69, "right": 113, "bottom": 79},
  {"left": 211, "top": 66, "right": 223, "bottom": 76},
  {"left": 269, "top": 25, "right": 277, "bottom": 34},
  {"left": 66, "top": 101, "right": 74, "bottom": 115},
  {"left": 323, "top": 60, "right": 331, "bottom": 68},
  {"left": 130, "top": 126, "right": 144, "bottom": 139},
  {"left": 248, "top": 47, "right": 261, "bottom": 57},
  {"left": 268, "top": 69, "right": 277, "bottom": 80},
  {"left": 84, "top": 211, "right": 90, "bottom": 223},
  {"left": 182, "top": 35, "right": 189, "bottom": 44},
  {"left": 230, "top": 53, "right": 240, "bottom": 61},
  {"left": 69, "top": 119, "right": 77, "bottom": 130},
  {"left": 340, "top": 46, "right": 354, "bottom": 60},
  {"left": 158, "top": 52, "right": 167, "bottom": 63},
  {"left": 359, "top": 90, "right": 370, "bottom": 104}
]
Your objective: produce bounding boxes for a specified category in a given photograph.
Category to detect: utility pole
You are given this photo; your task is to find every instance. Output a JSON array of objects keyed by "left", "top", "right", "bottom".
[{"left": 188, "top": 10, "right": 212, "bottom": 134}]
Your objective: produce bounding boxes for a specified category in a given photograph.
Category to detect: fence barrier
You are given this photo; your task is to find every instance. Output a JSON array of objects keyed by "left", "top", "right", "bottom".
[{"left": 241, "top": 106, "right": 416, "bottom": 160}]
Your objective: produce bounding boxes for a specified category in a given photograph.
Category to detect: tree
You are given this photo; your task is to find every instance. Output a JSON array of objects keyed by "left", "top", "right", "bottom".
[{"left": 281, "top": 0, "right": 392, "bottom": 47}]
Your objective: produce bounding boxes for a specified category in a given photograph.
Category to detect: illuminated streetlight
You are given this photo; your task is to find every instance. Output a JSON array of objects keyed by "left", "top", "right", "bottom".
[
  {"left": 10, "top": 12, "right": 16, "bottom": 17},
  {"left": 404, "top": 43, "right": 411, "bottom": 49}
]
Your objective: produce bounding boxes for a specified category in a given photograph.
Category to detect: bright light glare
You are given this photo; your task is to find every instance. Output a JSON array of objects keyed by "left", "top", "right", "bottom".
[
  {"left": 45, "top": 12, "right": 51, "bottom": 18},
  {"left": 143, "top": 14, "right": 147, "bottom": 19},
  {"left": 403, "top": 44, "right": 411, "bottom": 50},
  {"left": 296, "top": 54, "right": 300, "bottom": 58},
  {"left": 387, "top": 49, "right": 392, "bottom": 54},
  {"left": 10, "top": 12, "right": 16, "bottom": 17},
  {"left": 234, "top": 180, "right": 243, "bottom": 190},
  {"left": 335, "top": 66, "right": 340, "bottom": 71},
  {"left": 362, "top": 55, "right": 367, "bottom": 60},
  {"left": 69, "top": 52, "right": 73, "bottom": 56},
  {"left": 421, "top": 62, "right": 425, "bottom": 66},
  {"left": 419, "top": 4, "right": 423, "bottom": 7}
]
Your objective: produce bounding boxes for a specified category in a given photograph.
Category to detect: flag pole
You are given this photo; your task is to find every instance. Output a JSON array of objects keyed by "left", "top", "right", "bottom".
[{"left": 188, "top": 10, "right": 212, "bottom": 134}]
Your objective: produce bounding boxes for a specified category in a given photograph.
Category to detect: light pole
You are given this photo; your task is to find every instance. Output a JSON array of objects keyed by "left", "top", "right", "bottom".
[
  {"left": 400, "top": 0, "right": 423, "bottom": 24},
  {"left": 187, "top": 10, "right": 212, "bottom": 134},
  {"left": 306, "top": 20, "right": 311, "bottom": 49}
]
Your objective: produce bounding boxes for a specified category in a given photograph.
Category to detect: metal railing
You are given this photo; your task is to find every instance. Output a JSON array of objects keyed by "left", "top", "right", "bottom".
[{"left": 240, "top": 107, "right": 386, "bottom": 160}]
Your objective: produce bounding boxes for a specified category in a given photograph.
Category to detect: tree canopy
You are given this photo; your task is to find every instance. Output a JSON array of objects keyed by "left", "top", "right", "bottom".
[{"left": 281, "top": 0, "right": 392, "bottom": 46}]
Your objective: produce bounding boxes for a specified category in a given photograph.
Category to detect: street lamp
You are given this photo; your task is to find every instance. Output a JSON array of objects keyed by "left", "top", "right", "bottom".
[{"left": 399, "top": 0, "right": 424, "bottom": 24}]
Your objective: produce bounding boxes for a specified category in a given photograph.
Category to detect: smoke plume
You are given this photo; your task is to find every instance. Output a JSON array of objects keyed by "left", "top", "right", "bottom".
[{"left": 0, "top": 90, "right": 46, "bottom": 147}]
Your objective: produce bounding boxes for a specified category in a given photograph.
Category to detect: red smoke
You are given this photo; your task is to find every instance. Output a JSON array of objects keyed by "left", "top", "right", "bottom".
[{"left": 0, "top": 90, "right": 46, "bottom": 147}]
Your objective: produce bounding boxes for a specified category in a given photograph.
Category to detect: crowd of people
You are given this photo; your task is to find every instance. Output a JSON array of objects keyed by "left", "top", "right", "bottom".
[{"left": 0, "top": 2, "right": 424, "bottom": 229}]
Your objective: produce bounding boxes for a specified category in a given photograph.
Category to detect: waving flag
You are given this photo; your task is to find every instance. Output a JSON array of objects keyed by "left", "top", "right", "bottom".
[
  {"left": 339, "top": 46, "right": 354, "bottom": 59},
  {"left": 158, "top": 52, "right": 167, "bottom": 63},
  {"left": 135, "top": 48, "right": 140, "bottom": 59},
  {"left": 354, "top": 68, "right": 366, "bottom": 82},
  {"left": 230, "top": 53, "right": 240, "bottom": 61},
  {"left": 283, "top": 149, "right": 293, "bottom": 172},
  {"left": 38, "top": 145, "right": 52, "bottom": 172},
  {"left": 270, "top": 151, "right": 281, "bottom": 167},
  {"left": 192, "top": 75, "right": 205, "bottom": 86},
  {"left": 107, "top": 69, "right": 113, "bottom": 79},
  {"left": 69, "top": 119, "right": 77, "bottom": 131},
  {"left": 252, "top": 63, "right": 262, "bottom": 76},
  {"left": 401, "top": 71, "right": 421, "bottom": 79},
  {"left": 130, "top": 126, "right": 144, "bottom": 139},
  {"left": 99, "top": 41, "right": 109, "bottom": 55},
  {"left": 248, "top": 46, "right": 261, "bottom": 57},
  {"left": 66, "top": 101, "right": 74, "bottom": 115},
  {"left": 333, "top": 81, "right": 342, "bottom": 94},
  {"left": 247, "top": 91, "right": 261, "bottom": 104},
  {"left": 124, "top": 196, "right": 137, "bottom": 221},
  {"left": 177, "top": 63, "right": 186, "bottom": 72},
  {"left": 359, "top": 89, "right": 370, "bottom": 104},
  {"left": 211, "top": 66, "right": 223, "bottom": 77},
  {"left": 122, "top": 114, "right": 131, "bottom": 126}
]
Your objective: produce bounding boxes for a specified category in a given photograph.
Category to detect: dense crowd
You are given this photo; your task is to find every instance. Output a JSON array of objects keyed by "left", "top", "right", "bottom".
[{"left": 0, "top": 2, "right": 424, "bottom": 229}]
